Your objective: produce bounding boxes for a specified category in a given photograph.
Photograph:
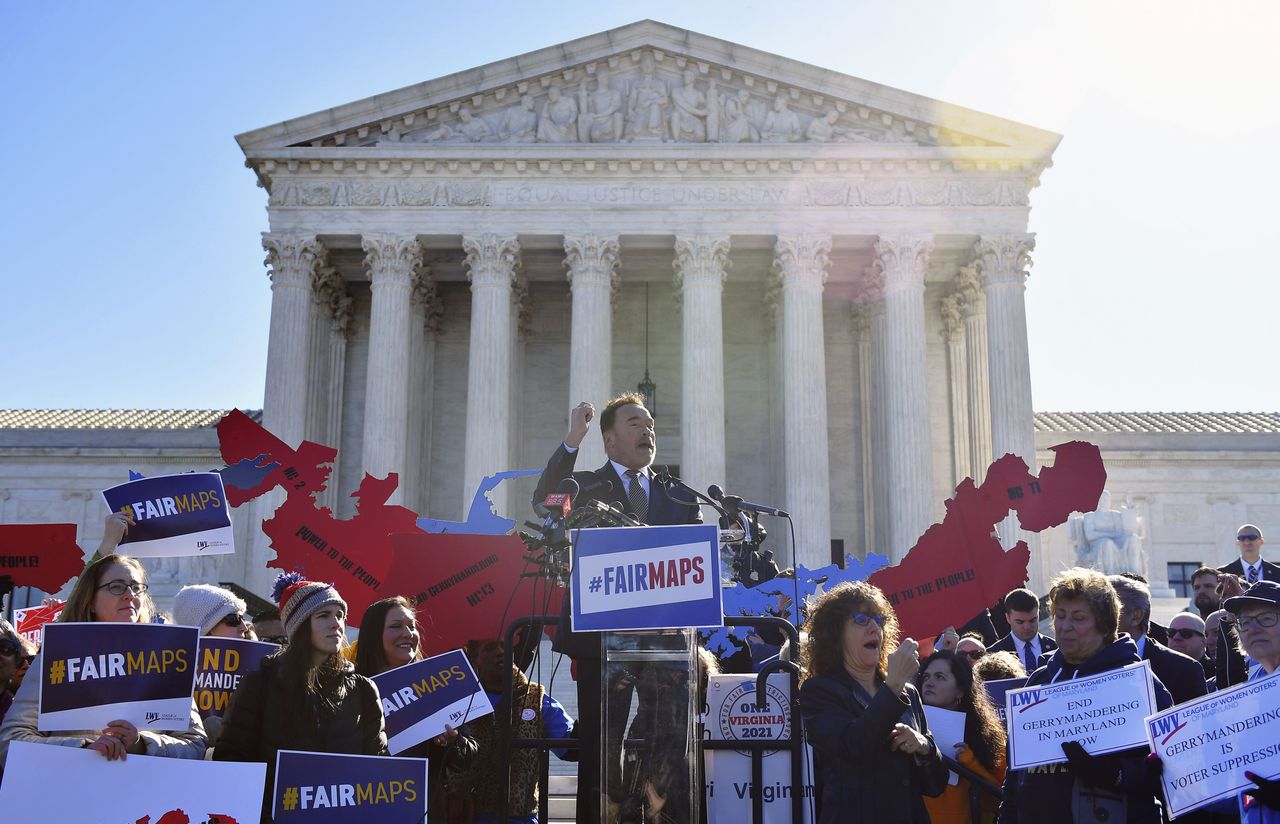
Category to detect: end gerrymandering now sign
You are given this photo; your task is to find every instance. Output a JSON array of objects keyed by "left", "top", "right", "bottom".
[
  {"left": 101, "top": 471, "right": 234, "bottom": 557},
  {"left": 571, "top": 524, "right": 723, "bottom": 633},
  {"left": 1145, "top": 671, "right": 1280, "bottom": 819},
  {"left": 194, "top": 636, "right": 277, "bottom": 719},
  {"left": 370, "top": 649, "right": 494, "bottom": 755},
  {"left": 39, "top": 622, "right": 199, "bottom": 732},
  {"left": 1006, "top": 660, "right": 1157, "bottom": 770},
  {"left": 273, "top": 750, "right": 428, "bottom": 822}
]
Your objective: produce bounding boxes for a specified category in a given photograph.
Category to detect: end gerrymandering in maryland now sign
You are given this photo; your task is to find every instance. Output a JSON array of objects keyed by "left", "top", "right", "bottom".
[
  {"left": 101, "top": 471, "right": 234, "bottom": 557},
  {"left": 571, "top": 524, "right": 723, "bottom": 632},
  {"left": 39, "top": 622, "right": 199, "bottom": 731}
]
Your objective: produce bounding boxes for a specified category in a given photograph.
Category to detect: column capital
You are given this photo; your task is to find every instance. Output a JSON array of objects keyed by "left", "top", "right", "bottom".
[
  {"left": 362, "top": 233, "right": 423, "bottom": 286},
  {"left": 463, "top": 233, "right": 521, "bottom": 287},
  {"left": 940, "top": 292, "right": 965, "bottom": 343},
  {"left": 262, "top": 232, "right": 325, "bottom": 288},
  {"left": 873, "top": 233, "right": 933, "bottom": 295},
  {"left": 954, "top": 263, "right": 986, "bottom": 317},
  {"left": 974, "top": 233, "right": 1035, "bottom": 287},
  {"left": 313, "top": 264, "right": 354, "bottom": 334},
  {"left": 411, "top": 263, "right": 444, "bottom": 336},
  {"left": 564, "top": 234, "right": 621, "bottom": 291},
  {"left": 673, "top": 234, "right": 731, "bottom": 289},
  {"left": 772, "top": 233, "right": 832, "bottom": 292}
]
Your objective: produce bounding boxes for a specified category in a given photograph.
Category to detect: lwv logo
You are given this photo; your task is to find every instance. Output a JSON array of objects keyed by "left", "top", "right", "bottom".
[
  {"left": 1011, "top": 689, "right": 1048, "bottom": 713},
  {"left": 1151, "top": 712, "right": 1186, "bottom": 744}
]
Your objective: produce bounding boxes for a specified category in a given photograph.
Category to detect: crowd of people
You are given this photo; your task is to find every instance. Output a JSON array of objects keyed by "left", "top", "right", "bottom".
[{"left": 1, "top": 392, "right": 1279, "bottom": 824}]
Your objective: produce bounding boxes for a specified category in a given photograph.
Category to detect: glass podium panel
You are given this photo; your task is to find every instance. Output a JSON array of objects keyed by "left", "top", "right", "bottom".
[{"left": 602, "top": 629, "right": 700, "bottom": 824}]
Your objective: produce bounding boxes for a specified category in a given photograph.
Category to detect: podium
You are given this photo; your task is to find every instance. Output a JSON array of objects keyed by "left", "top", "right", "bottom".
[{"left": 570, "top": 524, "right": 722, "bottom": 824}]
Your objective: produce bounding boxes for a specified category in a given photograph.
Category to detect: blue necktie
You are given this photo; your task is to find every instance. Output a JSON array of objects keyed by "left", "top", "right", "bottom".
[
  {"left": 1248, "top": 565, "right": 1260, "bottom": 585},
  {"left": 1022, "top": 640, "right": 1036, "bottom": 673}
]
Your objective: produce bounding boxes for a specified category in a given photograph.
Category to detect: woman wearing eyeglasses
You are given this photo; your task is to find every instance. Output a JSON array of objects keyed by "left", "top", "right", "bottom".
[
  {"left": 798, "top": 581, "right": 947, "bottom": 823},
  {"left": 0, "top": 621, "right": 35, "bottom": 727},
  {"left": 915, "top": 650, "right": 1007, "bottom": 824},
  {"left": 0, "top": 553, "right": 208, "bottom": 769}
]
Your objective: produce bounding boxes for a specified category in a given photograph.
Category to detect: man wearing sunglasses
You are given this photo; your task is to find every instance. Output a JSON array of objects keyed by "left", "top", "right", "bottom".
[
  {"left": 1218, "top": 524, "right": 1280, "bottom": 586},
  {"left": 1166, "top": 613, "right": 1212, "bottom": 680}
]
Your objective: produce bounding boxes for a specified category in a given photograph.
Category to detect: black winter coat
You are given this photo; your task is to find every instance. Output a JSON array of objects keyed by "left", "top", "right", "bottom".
[
  {"left": 997, "top": 635, "right": 1173, "bottom": 824},
  {"left": 214, "top": 655, "right": 388, "bottom": 822},
  {"left": 799, "top": 670, "right": 948, "bottom": 823}
]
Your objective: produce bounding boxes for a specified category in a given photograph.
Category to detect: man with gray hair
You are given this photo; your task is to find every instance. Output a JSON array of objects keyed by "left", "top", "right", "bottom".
[{"left": 1110, "top": 574, "right": 1207, "bottom": 704}]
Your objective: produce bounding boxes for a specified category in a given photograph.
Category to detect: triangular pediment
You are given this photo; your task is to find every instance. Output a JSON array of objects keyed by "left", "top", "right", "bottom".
[{"left": 237, "top": 20, "right": 1059, "bottom": 157}]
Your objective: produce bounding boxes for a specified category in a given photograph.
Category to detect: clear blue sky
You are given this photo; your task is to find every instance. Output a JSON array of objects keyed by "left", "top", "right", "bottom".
[{"left": 3, "top": 1, "right": 1277, "bottom": 412}]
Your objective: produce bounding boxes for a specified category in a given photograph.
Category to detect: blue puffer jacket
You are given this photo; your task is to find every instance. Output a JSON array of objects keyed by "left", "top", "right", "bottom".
[{"left": 998, "top": 635, "right": 1173, "bottom": 824}]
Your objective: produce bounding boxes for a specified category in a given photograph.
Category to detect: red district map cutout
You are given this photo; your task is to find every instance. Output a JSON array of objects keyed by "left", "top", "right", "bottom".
[
  {"left": 867, "top": 441, "right": 1107, "bottom": 639},
  {"left": 0, "top": 523, "right": 85, "bottom": 593},
  {"left": 217, "top": 410, "right": 551, "bottom": 634}
]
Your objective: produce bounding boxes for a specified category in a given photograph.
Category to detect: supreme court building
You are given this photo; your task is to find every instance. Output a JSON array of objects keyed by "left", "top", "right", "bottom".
[{"left": 16, "top": 23, "right": 1275, "bottom": 609}]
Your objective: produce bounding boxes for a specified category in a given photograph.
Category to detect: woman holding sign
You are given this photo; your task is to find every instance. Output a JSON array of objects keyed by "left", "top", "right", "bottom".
[
  {"left": 798, "top": 581, "right": 948, "bottom": 823},
  {"left": 355, "top": 595, "right": 478, "bottom": 824},
  {"left": 214, "top": 573, "right": 387, "bottom": 821},
  {"left": 997, "top": 568, "right": 1172, "bottom": 824},
  {"left": 916, "top": 650, "right": 1007, "bottom": 824},
  {"left": 0, "top": 553, "right": 208, "bottom": 767}
]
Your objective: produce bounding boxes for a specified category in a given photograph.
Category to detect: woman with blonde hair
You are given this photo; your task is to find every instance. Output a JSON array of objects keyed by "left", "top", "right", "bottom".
[
  {"left": 798, "top": 581, "right": 947, "bottom": 822},
  {"left": 0, "top": 552, "right": 207, "bottom": 768}
]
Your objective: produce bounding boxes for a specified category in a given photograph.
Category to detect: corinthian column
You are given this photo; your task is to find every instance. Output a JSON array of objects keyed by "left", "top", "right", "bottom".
[
  {"left": 462, "top": 234, "right": 520, "bottom": 516},
  {"left": 361, "top": 234, "right": 422, "bottom": 506},
  {"left": 675, "top": 235, "right": 730, "bottom": 493},
  {"left": 564, "top": 234, "right": 620, "bottom": 471},
  {"left": 875, "top": 234, "right": 935, "bottom": 560},
  {"left": 977, "top": 234, "right": 1041, "bottom": 581},
  {"left": 262, "top": 233, "right": 325, "bottom": 448},
  {"left": 257, "top": 232, "right": 325, "bottom": 596},
  {"left": 312, "top": 267, "right": 352, "bottom": 512},
  {"left": 404, "top": 267, "right": 440, "bottom": 514},
  {"left": 941, "top": 291, "right": 972, "bottom": 483},
  {"left": 851, "top": 266, "right": 887, "bottom": 555},
  {"left": 956, "top": 264, "right": 992, "bottom": 480},
  {"left": 773, "top": 234, "right": 832, "bottom": 569}
]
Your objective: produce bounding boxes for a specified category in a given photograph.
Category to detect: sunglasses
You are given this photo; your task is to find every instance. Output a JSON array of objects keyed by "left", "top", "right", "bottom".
[
  {"left": 96, "top": 580, "right": 148, "bottom": 597},
  {"left": 1167, "top": 628, "right": 1205, "bottom": 640},
  {"left": 220, "top": 613, "right": 247, "bottom": 628},
  {"left": 1238, "top": 534, "right": 1261, "bottom": 541},
  {"left": 0, "top": 640, "right": 34, "bottom": 664},
  {"left": 850, "top": 613, "right": 887, "bottom": 627}
]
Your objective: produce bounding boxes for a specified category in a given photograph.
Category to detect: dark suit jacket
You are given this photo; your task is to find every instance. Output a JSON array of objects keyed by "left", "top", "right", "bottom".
[
  {"left": 1142, "top": 637, "right": 1209, "bottom": 706},
  {"left": 1217, "top": 557, "right": 1280, "bottom": 583},
  {"left": 532, "top": 443, "right": 702, "bottom": 660},
  {"left": 990, "top": 632, "right": 1057, "bottom": 662}
]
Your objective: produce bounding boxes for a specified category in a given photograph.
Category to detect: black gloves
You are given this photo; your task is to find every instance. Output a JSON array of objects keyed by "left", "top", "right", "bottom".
[
  {"left": 1245, "top": 771, "right": 1280, "bottom": 811},
  {"left": 1061, "top": 741, "right": 1121, "bottom": 789}
]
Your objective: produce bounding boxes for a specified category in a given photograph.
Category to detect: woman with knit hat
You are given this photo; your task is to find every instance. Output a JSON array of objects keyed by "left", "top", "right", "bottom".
[
  {"left": 215, "top": 572, "right": 388, "bottom": 821},
  {"left": 173, "top": 583, "right": 256, "bottom": 641}
]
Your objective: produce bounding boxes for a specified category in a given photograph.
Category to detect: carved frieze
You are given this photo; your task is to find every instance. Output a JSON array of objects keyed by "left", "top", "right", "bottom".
[{"left": 296, "top": 49, "right": 976, "bottom": 150}]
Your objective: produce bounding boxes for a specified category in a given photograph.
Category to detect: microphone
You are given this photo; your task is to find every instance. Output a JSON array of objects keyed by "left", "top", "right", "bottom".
[
  {"left": 575, "top": 476, "right": 615, "bottom": 500},
  {"left": 538, "top": 478, "right": 577, "bottom": 518},
  {"left": 707, "top": 484, "right": 790, "bottom": 518}
]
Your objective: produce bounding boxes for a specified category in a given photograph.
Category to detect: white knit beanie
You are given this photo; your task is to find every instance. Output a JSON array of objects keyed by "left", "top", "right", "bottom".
[{"left": 172, "top": 584, "right": 247, "bottom": 635}]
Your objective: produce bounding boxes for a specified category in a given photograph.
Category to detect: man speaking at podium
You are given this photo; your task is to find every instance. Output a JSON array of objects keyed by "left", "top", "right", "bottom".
[{"left": 531, "top": 392, "right": 701, "bottom": 822}]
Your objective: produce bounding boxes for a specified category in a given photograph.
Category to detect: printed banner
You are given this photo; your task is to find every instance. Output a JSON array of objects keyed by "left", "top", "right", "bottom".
[
  {"left": 704, "top": 673, "right": 815, "bottom": 824},
  {"left": 39, "top": 622, "right": 199, "bottom": 732},
  {"left": 572, "top": 524, "right": 723, "bottom": 632},
  {"left": 982, "top": 676, "right": 1028, "bottom": 727},
  {"left": 13, "top": 601, "right": 64, "bottom": 647},
  {"left": 194, "top": 637, "right": 277, "bottom": 720},
  {"left": 273, "top": 750, "right": 428, "bottom": 822},
  {"left": 370, "top": 649, "right": 494, "bottom": 754},
  {"left": 1145, "top": 672, "right": 1280, "bottom": 819},
  {"left": 101, "top": 471, "right": 234, "bottom": 557},
  {"left": 1006, "top": 660, "right": 1157, "bottom": 770},
  {"left": 0, "top": 740, "right": 265, "bottom": 823}
]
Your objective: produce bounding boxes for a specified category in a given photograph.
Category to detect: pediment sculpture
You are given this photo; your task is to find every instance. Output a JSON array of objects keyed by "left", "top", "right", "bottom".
[{"left": 375, "top": 50, "right": 912, "bottom": 148}]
